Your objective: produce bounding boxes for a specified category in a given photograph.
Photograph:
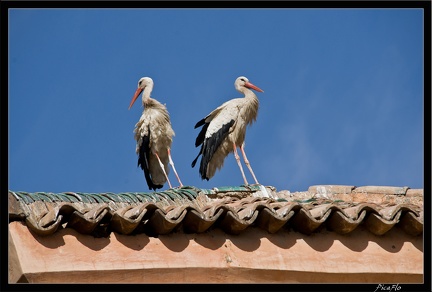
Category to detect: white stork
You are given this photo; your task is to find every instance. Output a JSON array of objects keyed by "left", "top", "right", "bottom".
[
  {"left": 129, "top": 77, "right": 183, "bottom": 191},
  {"left": 192, "top": 76, "right": 264, "bottom": 185}
]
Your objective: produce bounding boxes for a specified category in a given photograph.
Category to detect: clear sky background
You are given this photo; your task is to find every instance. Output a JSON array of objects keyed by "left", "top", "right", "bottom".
[{"left": 8, "top": 8, "right": 424, "bottom": 194}]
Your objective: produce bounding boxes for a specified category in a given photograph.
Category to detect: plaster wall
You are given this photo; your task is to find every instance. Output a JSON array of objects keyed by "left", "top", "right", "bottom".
[{"left": 8, "top": 221, "right": 423, "bottom": 284}]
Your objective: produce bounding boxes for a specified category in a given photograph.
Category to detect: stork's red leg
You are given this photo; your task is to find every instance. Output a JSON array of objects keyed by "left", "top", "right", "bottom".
[
  {"left": 233, "top": 142, "right": 249, "bottom": 185},
  {"left": 155, "top": 152, "right": 173, "bottom": 189},
  {"left": 240, "top": 143, "right": 259, "bottom": 184},
  {"left": 167, "top": 148, "right": 183, "bottom": 188}
]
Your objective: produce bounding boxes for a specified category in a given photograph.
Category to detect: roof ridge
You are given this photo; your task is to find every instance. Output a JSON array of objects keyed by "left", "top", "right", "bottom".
[{"left": 9, "top": 184, "right": 423, "bottom": 203}]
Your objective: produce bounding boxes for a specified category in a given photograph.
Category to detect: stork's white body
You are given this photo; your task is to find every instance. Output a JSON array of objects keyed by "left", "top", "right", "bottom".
[
  {"left": 133, "top": 98, "right": 174, "bottom": 186},
  {"left": 129, "top": 77, "right": 182, "bottom": 190},
  {"left": 192, "top": 76, "right": 263, "bottom": 184}
]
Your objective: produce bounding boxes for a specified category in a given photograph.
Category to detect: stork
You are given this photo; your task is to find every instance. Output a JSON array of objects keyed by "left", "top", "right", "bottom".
[
  {"left": 129, "top": 77, "right": 183, "bottom": 191},
  {"left": 192, "top": 76, "right": 264, "bottom": 185}
]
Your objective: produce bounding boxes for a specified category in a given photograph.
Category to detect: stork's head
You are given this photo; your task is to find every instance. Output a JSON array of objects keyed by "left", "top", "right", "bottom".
[
  {"left": 235, "top": 76, "right": 264, "bottom": 93},
  {"left": 128, "top": 77, "right": 154, "bottom": 110}
]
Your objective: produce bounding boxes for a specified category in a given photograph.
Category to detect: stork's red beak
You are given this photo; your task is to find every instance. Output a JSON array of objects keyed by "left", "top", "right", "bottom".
[
  {"left": 245, "top": 82, "right": 264, "bottom": 93},
  {"left": 128, "top": 88, "right": 143, "bottom": 110}
]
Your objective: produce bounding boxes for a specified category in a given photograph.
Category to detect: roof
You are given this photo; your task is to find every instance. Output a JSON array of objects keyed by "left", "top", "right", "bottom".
[{"left": 8, "top": 184, "right": 423, "bottom": 237}]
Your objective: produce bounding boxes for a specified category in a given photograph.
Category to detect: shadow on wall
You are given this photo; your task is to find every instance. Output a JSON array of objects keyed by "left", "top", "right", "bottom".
[{"left": 29, "top": 223, "right": 422, "bottom": 254}]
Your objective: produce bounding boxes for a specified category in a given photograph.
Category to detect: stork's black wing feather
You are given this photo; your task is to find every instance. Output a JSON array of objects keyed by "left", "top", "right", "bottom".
[
  {"left": 191, "top": 117, "right": 210, "bottom": 167},
  {"left": 194, "top": 122, "right": 209, "bottom": 147},
  {"left": 198, "top": 119, "right": 234, "bottom": 180},
  {"left": 194, "top": 118, "right": 206, "bottom": 129},
  {"left": 191, "top": 147, "right": 202, "bottom": 168},
  {"left": 138, "top": 127, "right": 163, "bottom": 191}
]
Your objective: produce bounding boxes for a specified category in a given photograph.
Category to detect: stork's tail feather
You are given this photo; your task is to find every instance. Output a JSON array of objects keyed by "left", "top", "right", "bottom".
[
  {"left": 148, "top": 182, "right": 164, "bottom": 191},
  {"left": 139, "top": 156, "right": 165, "bottom": 191}
]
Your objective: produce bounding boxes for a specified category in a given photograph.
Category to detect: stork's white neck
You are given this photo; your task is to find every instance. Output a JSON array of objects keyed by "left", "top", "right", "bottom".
[
  {"left": 142, "top": 84, "right": 154, "bottom": 104},
  {"left": 242, "top": 88, "right": 260, "bottom": 126},
  {"left": 241, "top": 88, "right": 259, "bottom": 101}
]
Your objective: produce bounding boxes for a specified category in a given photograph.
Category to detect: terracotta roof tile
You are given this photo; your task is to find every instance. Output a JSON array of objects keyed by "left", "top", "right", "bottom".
[{"left": 8, "top": 185, "right": 423, "bottom": 237}]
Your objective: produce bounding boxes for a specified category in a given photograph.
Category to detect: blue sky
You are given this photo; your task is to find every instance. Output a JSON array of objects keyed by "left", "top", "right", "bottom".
[{"left": 8, "top": 8, "right": 424, "bottom": 194}]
